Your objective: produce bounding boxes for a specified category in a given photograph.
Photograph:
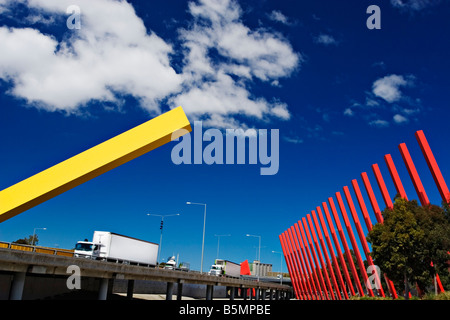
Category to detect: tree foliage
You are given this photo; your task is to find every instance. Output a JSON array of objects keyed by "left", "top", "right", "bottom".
[
  {"left": 13, "top": 235, "right": 38, "bottom": 245},
  {"left": 367, "top": 197, "right": 450, "bottom": 294}
]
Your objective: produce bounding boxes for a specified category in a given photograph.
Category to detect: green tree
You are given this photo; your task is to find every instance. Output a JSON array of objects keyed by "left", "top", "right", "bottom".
[
  {"left": 367, "top": 197, "right": 450, "bottom": 297},
  {"left": 14, "top": 235, "right": 38, "bottom": 245}
]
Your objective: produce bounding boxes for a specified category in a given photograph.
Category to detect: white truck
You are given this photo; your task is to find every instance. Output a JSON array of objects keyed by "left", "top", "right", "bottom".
[
  {"left": 74, "top": 231, "right": 159, "bottom": 266},
  {"left": 209, "top": 259, "right": 241, "bottom": 277}
]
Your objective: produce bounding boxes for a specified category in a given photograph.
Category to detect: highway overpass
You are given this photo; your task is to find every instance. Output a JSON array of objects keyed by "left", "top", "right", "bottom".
[{"left": 0, "top": 246, "right": 292, "bottom": 300}]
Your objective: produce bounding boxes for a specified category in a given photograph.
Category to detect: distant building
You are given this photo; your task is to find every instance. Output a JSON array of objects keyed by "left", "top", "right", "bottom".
[{"left": 250, "top": 260, "right": 272, "bottom": 277}]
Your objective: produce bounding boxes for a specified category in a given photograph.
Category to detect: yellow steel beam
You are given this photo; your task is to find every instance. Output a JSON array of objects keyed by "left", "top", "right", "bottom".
[{"left": 0, "top": 106, "right": 191, "bottom": 223}]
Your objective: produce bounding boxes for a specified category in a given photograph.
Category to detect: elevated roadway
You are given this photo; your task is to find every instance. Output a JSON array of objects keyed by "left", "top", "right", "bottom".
[{"left": 0, "top": 247, "right": 291, "bottom": 300}]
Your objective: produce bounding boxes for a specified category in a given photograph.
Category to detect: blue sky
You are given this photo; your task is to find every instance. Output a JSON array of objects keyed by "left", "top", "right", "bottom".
[{"left": 1, "top": 0, "right": 450, "bottom": 273}]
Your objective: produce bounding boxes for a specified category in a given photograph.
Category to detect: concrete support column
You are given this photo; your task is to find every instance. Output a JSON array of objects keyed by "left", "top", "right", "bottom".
[
  {"left": 255, "top": 288, "right": 260, "bottom": 300},
  {"left": 98, "top": 278, "right": 109, "bottom": 300},
  {"left": 229, "top": 287, "right": 235, "bottom": 300},
  {"left": 166, "top": 282, "right": 174, "bottom": 300},
  {"left": 9, "top": 272, "right": 26, "bottom": 300},
  {"left": 242, "top": 287, "right": 248, "bottom": 300},
  {"left": 177, "top": 282, "right": 183, "bottom": 301},
  {"left": 127, "top": 279, "right": 134, "bottom": 300},
  {"left": 269, "top": 289, "right": 273, "bottom": 300},
  {"left": 261, "top": 289, "right": 266, "bottom": 300},
  {"left": 206, "top": 284, "right": 214, "bottom": 300}
]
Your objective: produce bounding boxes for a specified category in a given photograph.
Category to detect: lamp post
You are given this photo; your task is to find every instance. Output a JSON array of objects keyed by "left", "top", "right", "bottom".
[
  {"left": 147, "top": 213, "right": 180, "bottom": 265},
  {"left": 214, "top": 234, "right": 231, "bottom": 260},
  {"left": 272, "top": 250, "right": 283, "bottom": 284},
  {"left": 186, "top": 202, "right": 207, "bottom": 273},
  {"left": 246, "top": 234, "right": 261, "bottom": 281},
  {"left": 32, "top": 227, "right": 46, "bottom": 246}
]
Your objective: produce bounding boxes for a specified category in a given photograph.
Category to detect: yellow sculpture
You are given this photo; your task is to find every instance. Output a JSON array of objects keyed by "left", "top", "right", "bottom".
[{"left": 0, "top": 107, "right": 191, "bottom": 223}]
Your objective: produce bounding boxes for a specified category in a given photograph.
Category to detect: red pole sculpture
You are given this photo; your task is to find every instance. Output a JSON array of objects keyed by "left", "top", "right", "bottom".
[
  {"left": 291, "top": 224, "right": 316, "bottom": 300},
  {"left": 328, "top": 196, "right": 364, "bottom": 296},
  {"left": 398, "top": 142, "right": 445, "bottom": 293},
  {"left": 347, "top": 183, "right": 385, "bottom": 297},
  {"left": 415, "top": 130, "right": 450, "bottom": 203},
  {"left": 322, "top": 201, "right": 355, "bottom": 297},
  {"left": 312, "top": 209, "right": 343, "bottom": 300},
  {"left": 302, "top": 218, "right": 329, "bottom": 299},
  {"left": 372, "top": 164, "right": 394, "bottom": 210},
  {"left": 360, "top": 172, "right": 398, "bottom": 299},
  {"left": 287, "top": 227, "right": 307, "bottom": 299},
  {"left": 295, "top": 222, "right": 321, "bottom": 300},
  {"left": 361, "top": 172, "right": 384, "bottom": 223},
  {"left": 307, "top": 213, "right": 335, "bottom": 300},
  {"left": 281, "top": 231, "right": 301, "bottom": 299},
  {"left": 336, "top": 191, "right": 375, "bottom": 297},
  {"left": 385, "top": 154, "right": 408, "bottom": 200},
  {"left": 399, "top": 143, "right": 430, "bottom": 206}
]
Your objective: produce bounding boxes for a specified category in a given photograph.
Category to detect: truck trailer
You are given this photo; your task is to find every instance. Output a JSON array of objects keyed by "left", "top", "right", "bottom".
[
  {"left": 74, "top": 231, "right": 158, "bottom": 266},
  {"left": 209, "top": 259, "right": 241, "bottom": 277}
]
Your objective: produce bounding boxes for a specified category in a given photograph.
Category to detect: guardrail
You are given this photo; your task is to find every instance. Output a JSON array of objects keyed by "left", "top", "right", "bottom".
[{"left": 0, "top": 241, "right": 74, "bottom": 257}]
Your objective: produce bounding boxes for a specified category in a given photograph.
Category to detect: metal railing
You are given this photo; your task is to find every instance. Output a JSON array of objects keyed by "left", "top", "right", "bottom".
[{"left": 0, "top": 241, "right": 74, "bottom": 257}]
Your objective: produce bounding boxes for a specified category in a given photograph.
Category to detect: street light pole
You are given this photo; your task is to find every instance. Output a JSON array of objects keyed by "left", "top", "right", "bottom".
[
  {"left": 246, "top": 234, "right": 261, "bottom": 281},
  {"left": 272, "top": 250, "right": 283, "bottom": 285},
  {"left": 32, "top": 227, "right": 46, "bottom": 246},
  {"left": 187, "top": 202, "right": 207, "bottom": 273},
  {"left": 214, "top": 234, "right": 231, "bottom": 260},
  {"left": 147, "top": 213, "right": 180, "bottom": 265}
]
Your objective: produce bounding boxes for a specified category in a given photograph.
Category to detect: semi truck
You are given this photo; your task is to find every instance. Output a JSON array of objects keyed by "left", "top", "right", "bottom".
[
  {"left": 209, "top": 259, "right": 241, "bottom": 277},
  {"left": 74, "top": 231, "right": 159, "bottom": 266}
]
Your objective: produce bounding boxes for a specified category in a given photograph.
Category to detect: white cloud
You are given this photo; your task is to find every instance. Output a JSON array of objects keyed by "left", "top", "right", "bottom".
[
  {"left": 170, "top": 0, "right": 301, "bottom": 128},
  {"left": 283, "top": 136, "right": 303, "bottom": 144},
  {"left": 372, "top": 74, "right": 413, "bottom": 103},
  {"left": 393, "top": 113, "right": 409, "bottom": 123},
  {"left": 0, "top": 0, "right": 182, "bottom": 113},
  {"left": 390, "top": 0, "right": 441, "bottom": 11},
  {"left": 369, "top": 119, "right": 390, "bottom": 128},
  {"left": 0, "top": 0, "right": 301, "bottom": 128},
  {"left": 343, "top": 108, "right": 354, "bottom": 116},
  {"left": 268, "top": 10, "right": 290, "bottom": 25},
  {"left": 314, "top": 34, "right": 338, "bottom": 46}
]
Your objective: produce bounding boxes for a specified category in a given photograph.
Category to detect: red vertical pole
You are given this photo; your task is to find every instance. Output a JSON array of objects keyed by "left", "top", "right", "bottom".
[
  {"left": 322, "top": 201, "right": 355, "bottom": 297},
  {"left": 399, "top": 142, "right": 445, "bottom": 293},
  {"left": 298, "top": 221, "right": 324, "bottom": 300},
  {"left": 360, "top": 172, "right": 399, "bottom": 299},
  {"left": 307, "top": 213, "right": 335, "bottom": 300},
  {"left": 295, "top": 222, "right": 320, "bottom": 300},
  {"left": 290, "top": 225, "right": 315, "bottom": 300},
  {"left": 385, "top": 154, "right": 408, "bottom": 200},
  {"left": 312, "top": 209, "right": 343, "bottom": 300},
  {"left": 328, "top": 196, "right": 364, "bottom": 296},
  {"left": 351, "top": 180, "right": 373, "bottom": 230},
  {"left": 280, "top": 232, "right": 297, "bottom": 299},
  {"left": 347, "top": 183, "right": 385, "bottom": 297},
  {"left": 416, "top": 130, "right": 448, "bottom": 293},
  {"left": 415, "top": 130, "right": 450, "bottom": 203},
  {"left": 280, "top": 233, "right": 299, "bottom": 298},
  {"left": 281, "top": 231, "right": 301, "bottom": 299},
  {"left": 287, "top": 227, "right": 306, "bottom": 299},
  {"left": 361, "top": 172, "right": 384, "bottom": 223},
  {"left": 336, "top": 191, "right": 375, "bottom": 297},
  {"left": 302, "top": 217, "right": 329, "bottom": 299},
  {"left": 372, "top": 163, "right": 394, "bottom": 210},
  {"left": 399, "top": 143, "right": 430, "bottom": 206}
]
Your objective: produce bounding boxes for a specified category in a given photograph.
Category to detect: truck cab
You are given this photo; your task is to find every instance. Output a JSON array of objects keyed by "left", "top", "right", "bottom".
[
  {"left": 209, "top": 264, "right": 224, "bottom": 276},
  {"left": 164, "top": 256, "right": 177, "bottom": 270},
  {"left": 74, "top": 241, "right": 101, "bottom": 259}
]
